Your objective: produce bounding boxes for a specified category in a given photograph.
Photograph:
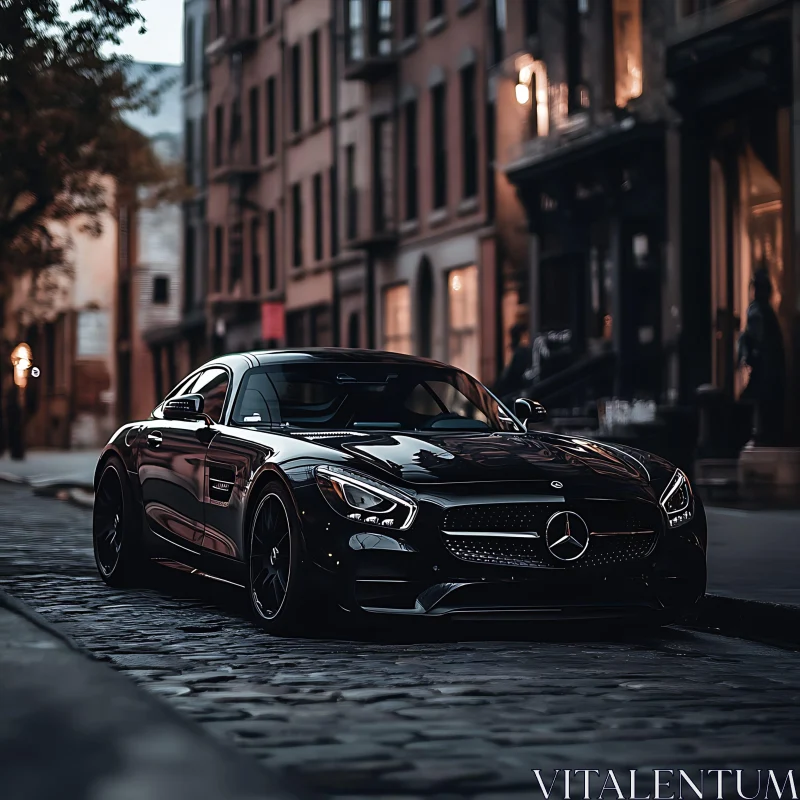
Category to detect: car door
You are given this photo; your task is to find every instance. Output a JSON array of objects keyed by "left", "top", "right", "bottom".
[
  {"left": 202, "top": 370, "right": 277, "bottom": 561},
  {"left": 138, "top": 367, "right": 229, "bottom": 551}
]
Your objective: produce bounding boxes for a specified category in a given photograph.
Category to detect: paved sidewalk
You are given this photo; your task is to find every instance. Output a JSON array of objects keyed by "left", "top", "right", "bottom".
[
  {"left": 0, "top": 449, "right": 99, "bottom": 488},
  {"left": 0, "top": 589, "right": 309, "bottom": 800},
  {"left": 706, "top": 506, "right": 800, "bottom": 607}
]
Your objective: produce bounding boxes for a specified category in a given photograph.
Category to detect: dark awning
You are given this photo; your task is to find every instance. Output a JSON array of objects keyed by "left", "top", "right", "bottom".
[{"left": 505, "top": 119, "right": 665, "bottom": 188}]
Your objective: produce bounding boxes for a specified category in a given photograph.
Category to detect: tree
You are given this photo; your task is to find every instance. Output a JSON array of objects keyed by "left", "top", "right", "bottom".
[{"left": 0, "top": 0, "right": 174, "bottom": 278}]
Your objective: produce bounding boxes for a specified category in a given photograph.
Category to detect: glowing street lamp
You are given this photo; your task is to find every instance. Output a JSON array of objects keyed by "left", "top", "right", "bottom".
[{"left": 11, "top": 343, "right": 33, "bottom": 390}]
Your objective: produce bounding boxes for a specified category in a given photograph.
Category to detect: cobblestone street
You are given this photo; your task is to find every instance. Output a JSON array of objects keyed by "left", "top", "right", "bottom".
[{"left": 1, "top": 483, "right": 799, "bottom": 797}]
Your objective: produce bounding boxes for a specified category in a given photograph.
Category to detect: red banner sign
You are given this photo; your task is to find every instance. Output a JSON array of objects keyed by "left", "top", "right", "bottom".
[{"left": 261, "top": 301, "right": 285, "bottom": 343}]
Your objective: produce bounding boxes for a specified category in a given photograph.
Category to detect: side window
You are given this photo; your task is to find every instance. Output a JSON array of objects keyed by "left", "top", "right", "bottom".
[{"left": 191, "top": 367, "right": 229, "bottom": 422}]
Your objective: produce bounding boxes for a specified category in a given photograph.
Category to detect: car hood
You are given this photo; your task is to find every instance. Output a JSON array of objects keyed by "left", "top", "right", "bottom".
[{"left": 301, "top": 430, "right": 653, "bottom": 495}]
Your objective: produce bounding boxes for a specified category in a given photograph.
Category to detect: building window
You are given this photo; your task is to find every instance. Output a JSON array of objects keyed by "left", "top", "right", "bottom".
[
  {"left": 447, "top": 265, "right": 479, "bottom": 377},
  {"left": 200, "top": 112, "right": 208, "bottom": 185},
  {"left": 431, "top": 82, "right": 447, "bottom": 210},
  {"left": 347, "top": 312, "right": 361, "bottom": 348},
  {"left": 372, "top": 115, "right": 390, "bottom": 232},
  {"left": 375, "top": 0, "right": 393, "bottom": 55},
  {"left": 330, "top": 165, "right": 339, "bottom": 257},
  {"left": 185, "top": 118, "right": 195, "bottom": 186},
  {"left": 347, "top": 0, "right": 364, "bottom": 61},
  {"left": 213, "top": 226, "right": 224, "bottom": 292},
  {"left": 460, "top": 63, "right": 477, "bottom": 199},
  {"left": 184, "top": 225, "right": 195, "bottom": 311},
  {"left": 612, "top": 0, "right": 642, "bottom": 107},
  {"left": 403, "top": 0, "right": 416, "bottom": 38},
  {"left": 248, "top": 0, "right": 257, "bottom": 34},
  {"left": 566, "top": 0, "right": 583, "bottom": 114},
  {"left": 230, "top": 223, "right": 243, "bottom": 290},
  {"left": 265, "top": 0, "right": 274, "bottom": 25},
  {"left": 345, "top": 144, "right": 358, "bottom": 240},
  {"left": 267, "top": 209, "right": 277, "bottom": 290},
  {"left": 248, "top": 86, "right": 259, "bottom": 164},
  {"left": 153, "top": 276, "right": 170, "bottom": 305},
  {"left": 310, "top": 30, "right": 321, "bottom": 124},
  {"left": 383, "top": 284, "right": 412, "bottom": 354},
  {"left": 230, "top": 97, "right": 242, "bottom": 151},
  {"left": 231, "top": 0, "right": 240, "bottom": 37},
  {"left": 250, "top": 217, "right": 261, "bottom": 295},
  {"left": 404, "top": 100, "right": 418, "bottom": 221},
  {"left": 214, "top": 104, "right": 223, "bottom": 166},
  {"left": 290, "top": 43, "right": 302, "bottom": 133},
  {"left": 266, "top": 76, "right": 276, "bottom": 156},
  {"left": 184, "top": 18, "right": 194, "bottom": 86},
  {"left": 292, "top": 182, "right": 303, "bottom": 267},
  {"left": 313, "top": 172, "right": 323, "bottom": 261},
  {"left": 431, "top": 0, "right": 444, "bottom": 19},
  {"left": 491, "top": 0, "right": 506, "bottom": 65},
  {"left": 214, "top": 0, "right": 224, "bottom": 37},
  {"left": 524, "top": 0, "right": 538, "bottom": 38}
]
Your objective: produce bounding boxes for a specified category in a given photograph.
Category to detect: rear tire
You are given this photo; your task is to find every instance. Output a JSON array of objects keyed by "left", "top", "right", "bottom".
[
  {"left": 247, "top": 482, "right": 315, "bottom": 636},
  {"left": 93, "top": 455, "right": 145, "bottom": 587}
]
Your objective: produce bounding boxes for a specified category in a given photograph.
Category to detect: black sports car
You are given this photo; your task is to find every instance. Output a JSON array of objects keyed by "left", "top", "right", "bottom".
[{"left": 92, "top": 349, "right": 707, "bottom": 633}]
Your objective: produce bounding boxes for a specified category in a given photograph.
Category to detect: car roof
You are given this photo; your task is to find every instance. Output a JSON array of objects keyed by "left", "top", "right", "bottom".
[{"left": 208, "top": 348, "right": 451, "bottom": 370}]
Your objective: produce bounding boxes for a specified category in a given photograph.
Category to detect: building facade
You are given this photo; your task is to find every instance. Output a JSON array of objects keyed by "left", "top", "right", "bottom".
[
  {"left": 504, "top": 0, "right": 673, "bottom": 415},
  {"left": 197, "top": 0, "right": 528, "bottom": 387}
]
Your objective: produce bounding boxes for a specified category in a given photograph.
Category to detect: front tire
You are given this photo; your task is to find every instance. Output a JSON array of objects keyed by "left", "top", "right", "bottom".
[
  {"left": 93, "top": 456, "right": 145, "bottom": 587},
  {"left": 247, "top": 482, "right": 314, "bottom": 635}
]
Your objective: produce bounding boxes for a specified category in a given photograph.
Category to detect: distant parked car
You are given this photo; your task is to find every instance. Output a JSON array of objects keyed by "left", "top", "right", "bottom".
[{"left": 92, "top": 349, "right": 707, "bottom": 634}]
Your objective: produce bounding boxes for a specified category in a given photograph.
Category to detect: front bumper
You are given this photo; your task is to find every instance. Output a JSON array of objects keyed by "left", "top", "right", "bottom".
[{"left": 295, "top": 481, "right": 708, "bottom": 621}]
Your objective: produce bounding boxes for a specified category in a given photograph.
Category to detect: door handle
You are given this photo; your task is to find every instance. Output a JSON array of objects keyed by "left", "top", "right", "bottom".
[{"left": 147, "top": 431, "right": 163, "bottom": 448}]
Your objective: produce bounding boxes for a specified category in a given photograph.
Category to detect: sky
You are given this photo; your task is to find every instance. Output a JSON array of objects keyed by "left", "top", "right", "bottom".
[{"left": 57, "top": 0, "right": 184, "bottom": 65}]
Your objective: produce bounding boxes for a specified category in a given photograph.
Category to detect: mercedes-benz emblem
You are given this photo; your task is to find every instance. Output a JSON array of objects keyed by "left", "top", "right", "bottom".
[
  {"left": 545, "top": 510, "right": 590, "bottom": 561},
  {"left": 551, "top": 481, "right": 563, "bottom": 489}
]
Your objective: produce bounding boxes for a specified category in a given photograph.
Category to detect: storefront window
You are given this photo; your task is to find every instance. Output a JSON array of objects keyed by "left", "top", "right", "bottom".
[
  {"left": 612, "top": 0, "right": 643, "bottom": 108},
  {"left": 448, "top": 266, "right": 479, "bottom": 377},
  {"left": 383, "top": 284, "right": 412, "bottom": 355}
]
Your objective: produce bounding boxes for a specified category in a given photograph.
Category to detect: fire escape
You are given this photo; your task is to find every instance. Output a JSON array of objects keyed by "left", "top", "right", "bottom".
[{"left": 211, "top": 0, "right": 261, "bottom": 349}]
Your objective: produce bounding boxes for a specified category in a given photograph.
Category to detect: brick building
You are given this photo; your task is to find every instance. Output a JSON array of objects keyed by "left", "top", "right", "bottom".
[{"left": 193, "top": 0, "right": 529, "bottom": 387}]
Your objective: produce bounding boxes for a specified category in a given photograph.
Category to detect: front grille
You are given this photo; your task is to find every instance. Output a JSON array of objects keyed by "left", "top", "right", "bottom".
[
  {"left": 442, "top": 531, "right": 657, "bottom": 570},
  {"left": 441, "top": 500, "right": 660, "bottom": 570},
  {"left": 442, "top": 503, "right": 547, "bottom": 533},
  {"left": 443, "top": 535, "right": 549, "bottom": 569}
]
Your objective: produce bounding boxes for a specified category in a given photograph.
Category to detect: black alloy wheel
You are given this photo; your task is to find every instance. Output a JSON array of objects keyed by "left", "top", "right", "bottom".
[
  {"left": 247, "top": 482, "right": 312, "bottom": 635},
  {"left": 93, "top": 456, "right": 142, "bottom": 586},
  {"left": 250, "top": 492, "right": 292, "bottom": 620}
]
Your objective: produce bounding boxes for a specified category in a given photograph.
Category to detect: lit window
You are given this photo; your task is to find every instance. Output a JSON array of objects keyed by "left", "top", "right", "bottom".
[
  {"left": 383, "top": 284, "right": 412, "bottom": 355},
  {"left": 448, "top": 265, "right": 479, "bottom": 377},
  {"left": 612, "top": 0, "right": 643, "bottom": 108}
]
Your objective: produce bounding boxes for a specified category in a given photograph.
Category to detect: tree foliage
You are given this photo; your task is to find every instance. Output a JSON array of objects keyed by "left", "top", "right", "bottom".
[{"left": 0, "top": 0, "right": 175, "bottom": 277}]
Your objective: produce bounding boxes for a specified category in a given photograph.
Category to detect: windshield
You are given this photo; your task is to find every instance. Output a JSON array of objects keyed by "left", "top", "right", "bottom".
[{"left": 230, "top": 362, "right": 521, "bottom": 433}]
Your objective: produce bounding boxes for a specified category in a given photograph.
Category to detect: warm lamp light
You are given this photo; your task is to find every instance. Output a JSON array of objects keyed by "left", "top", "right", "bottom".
[
  {"left": 515, "top": 83, "right": 530, "bottom": 105},
  {"left": 11, "top": 343, "right": 32, "bottom": 389}
]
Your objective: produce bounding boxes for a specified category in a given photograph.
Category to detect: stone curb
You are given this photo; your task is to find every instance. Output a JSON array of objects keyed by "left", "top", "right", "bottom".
[
  {"left": 688, "top": 594, "right": 800, "bottom": 650},
  {"left": 0, "top": 586, "right": 316, "bottom": 800}
]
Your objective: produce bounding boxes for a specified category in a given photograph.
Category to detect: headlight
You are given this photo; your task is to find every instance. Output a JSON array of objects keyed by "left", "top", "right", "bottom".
[
  {"left": 660, "top": 469, "right": 694, "bottom": 528},
  {"left": 315, "top": 466, "right": 418, "bottom": 530}
]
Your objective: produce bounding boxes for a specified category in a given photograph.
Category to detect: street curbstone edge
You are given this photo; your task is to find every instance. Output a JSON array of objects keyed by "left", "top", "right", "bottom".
[{"left": 688, "top": 594, "right": 800, "bottom": 651}]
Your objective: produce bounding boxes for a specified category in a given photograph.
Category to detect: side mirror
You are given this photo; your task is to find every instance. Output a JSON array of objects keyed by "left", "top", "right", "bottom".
[
  {"left": 163, "top": 393, "right": 207, "bottom": 422},
  {"left": 514, "top": 398, "right": 547, "bottom": 428}
]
